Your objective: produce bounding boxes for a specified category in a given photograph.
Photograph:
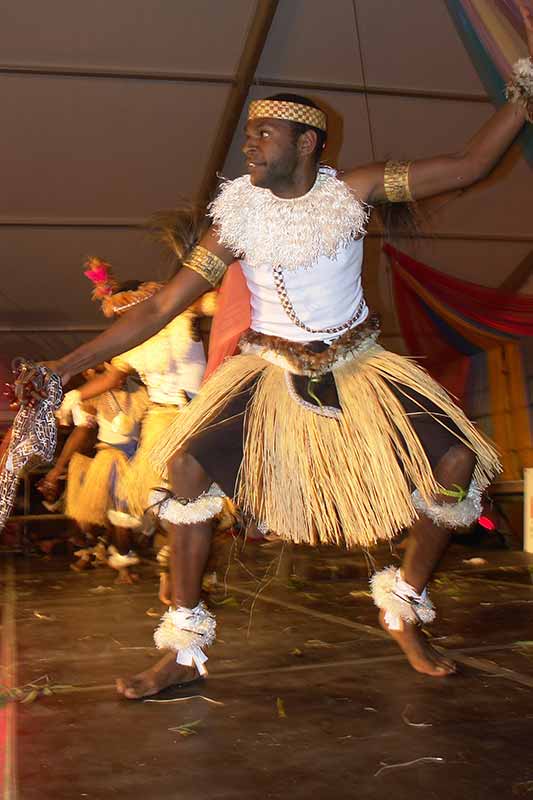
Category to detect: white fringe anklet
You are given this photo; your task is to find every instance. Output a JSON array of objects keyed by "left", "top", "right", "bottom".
[
  {"left": 370, "top": 566, "right": 435, "bottom": 631},
  {"left": 107, "top": 546, "right": 140, "bottom": 571},
  {"left": 154, "top": 602, "right": 216, "bottom": 676}
]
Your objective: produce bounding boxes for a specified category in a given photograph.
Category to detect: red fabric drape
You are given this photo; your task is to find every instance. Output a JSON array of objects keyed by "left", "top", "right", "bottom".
[
  {"left": 384, "top": 243, "right": 533, "bottom": 336},
  {"left": 392, "top": 271, "right": 472, "bottom": 400},
  {"left": 203, "top": 262, "right": 251, "bottom": 381}
]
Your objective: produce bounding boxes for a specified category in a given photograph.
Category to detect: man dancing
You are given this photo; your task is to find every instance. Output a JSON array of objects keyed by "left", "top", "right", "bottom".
[{"left": 29, "top": 11, "right": 533, "bottom": 696}]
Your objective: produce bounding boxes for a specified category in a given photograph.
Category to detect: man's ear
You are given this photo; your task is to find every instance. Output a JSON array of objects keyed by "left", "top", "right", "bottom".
[{"left": 297, "top": 129, "right": 318, "bottom": 158}]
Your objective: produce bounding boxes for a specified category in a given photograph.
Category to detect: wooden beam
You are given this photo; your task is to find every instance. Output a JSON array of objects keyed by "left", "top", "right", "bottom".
[
  {"left": 254, "top": 77, "right": 489, "bottom": 104},
  {"left": 2, "top": 218, "right": 533, "bottom": 244},
  {"left": 498, "top": 249, "right": 533, "bottom": 293},
  {"left": 196, "top": 0, "right": 279, "bottom": 207}
]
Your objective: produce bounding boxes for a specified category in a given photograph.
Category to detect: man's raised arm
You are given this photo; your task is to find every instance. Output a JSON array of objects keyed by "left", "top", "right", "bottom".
[{"left": 342, "top": 1, "right": 533, "bottom": 206}]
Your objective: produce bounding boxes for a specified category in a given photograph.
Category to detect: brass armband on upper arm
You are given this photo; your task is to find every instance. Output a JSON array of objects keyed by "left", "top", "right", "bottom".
[
  {"left": 383, "top": 160, "right": 413, "bottom": 203},
  {"left": 182, "top": 245, "right": 227, "bottom": 287}
]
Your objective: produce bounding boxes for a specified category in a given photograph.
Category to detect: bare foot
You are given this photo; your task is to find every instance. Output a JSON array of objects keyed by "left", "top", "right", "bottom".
[
  {"left": 70, "top": 551, "right": 94, "bottom": 572},
  {"left": 116, "top": 652, "right": 200, "bottom": 699},
  {"left": 115, "top": 567, "right": 139, "bottom": 585},
  {"left": 379, "top": 610, "right": 457, "bottom": 677}
]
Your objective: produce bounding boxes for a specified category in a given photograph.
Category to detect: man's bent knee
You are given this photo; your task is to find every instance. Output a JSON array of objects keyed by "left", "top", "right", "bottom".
[{"left": 167, "top": 449, "right": 211, "bottom": 498}]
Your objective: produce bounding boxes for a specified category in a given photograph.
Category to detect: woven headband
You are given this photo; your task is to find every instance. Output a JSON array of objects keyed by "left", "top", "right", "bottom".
[
  {"left": 83, "top": 257, "right": 162, "bottom": 318},
  {"left": 248, "top": 99, "right": 327, "bottom": 132}
]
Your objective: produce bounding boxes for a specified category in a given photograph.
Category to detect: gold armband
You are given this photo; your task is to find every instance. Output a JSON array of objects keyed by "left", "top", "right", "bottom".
[
  {"left": 182, "top": 246, "right": 227, "bottom": 287},
  {"left": 383, "top": 160, "right": 413, "bottom": 203}
]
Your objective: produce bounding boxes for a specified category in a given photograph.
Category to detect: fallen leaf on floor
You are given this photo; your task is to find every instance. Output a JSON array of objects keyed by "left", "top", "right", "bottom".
[
  {"left": 145, "top": 608, "right": 161, "bottom": 617},
  {"left": 401, "top": 704, "right": 432, "bottom": 728},
  {"left": 364, "top": 707, "right": 378, "bottom": 712},
  {"left": 33, "top": 611, "right": 56, "bottom": 621},
  {"left": 20, "top": 689, "right": 39, "bottom": 704},
  {"left": 168, "top": 720, "right": 202, "bottom": 736},
  {"left": 513, "top": 641, "right": 533, "bottom": 655},
  {"left": 462, "top": 558, "right": 488, "bottom": 566},
  {"left": 349, "top": 590, "right": 371, "bottom": 598},
  {"left": 374, "top": 757, "right": 445, "bottom": 778},
  {"left": 290, "top": 648, "right": 303, "bottom": 657},
  {"left": 50, "top": 585, "right": 64, "bottom": 590},
  {"left": 0, "top": 678, "right": 75, "bottom": 705},
  {"left": 89, "top": 585, "right": 114, "bottom": 594},
  {"left": 276, "top": 697, "right": 287, "bottom": 719},
  {"left": 287, "top": 576, "right": 307, "bottom": 591},
  {"left": 145, "top": 695, "right": 224, "bottom": 706},
  {"left": 512, "top": 779, "right": 533, "bottom": 796},
  {"left": 433, "top": 635, "right": 465, "bottom": 648},
  {"left": 304, "top": 639, "right": 332, "bottom": 648},
  {"left": 212, "top": 596, "right": 239, "bottom": 607}
]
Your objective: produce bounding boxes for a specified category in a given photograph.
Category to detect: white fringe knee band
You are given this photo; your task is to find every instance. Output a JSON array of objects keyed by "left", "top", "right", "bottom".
[
  {"left": 412, "top": 479, "right": 482, "bottom": 529},
  {"left": 370, "top": 566, "right": 435, "bottom": 631},
  {"left": 154, "top": 602, "right": 216, "bottom": 675},
  {"left": 148, "top": 483, "right": 225, "bottom": 526}
]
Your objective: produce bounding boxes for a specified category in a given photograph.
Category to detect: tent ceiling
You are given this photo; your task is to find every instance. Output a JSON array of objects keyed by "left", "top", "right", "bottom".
[{"left": 1, "top": 0, "right": 531, "bottom": 368}]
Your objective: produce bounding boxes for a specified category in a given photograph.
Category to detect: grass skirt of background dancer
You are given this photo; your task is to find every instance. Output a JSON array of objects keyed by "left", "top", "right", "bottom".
[
  {"left": 116, "top": 404, "right": 181, "bottom": 519},
  {"left": 149, "top": 335, "right": 501, "bottom": 549},
  {"left": 65, "top": 445, "right": 130, "bottom": 528}
]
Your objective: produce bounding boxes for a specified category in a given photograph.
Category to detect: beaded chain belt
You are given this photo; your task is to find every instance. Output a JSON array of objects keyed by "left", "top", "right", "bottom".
[
  {"left": 272, "top": 265, "right": 366, "bottom": 335},
  {"left": 0, "top": 360, "right": 63, "bottom": 531}
]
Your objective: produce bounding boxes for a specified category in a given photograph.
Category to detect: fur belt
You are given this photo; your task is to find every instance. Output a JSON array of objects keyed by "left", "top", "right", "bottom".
[{"left": 239, "top": 316, "right": 381, "bottom": 376}]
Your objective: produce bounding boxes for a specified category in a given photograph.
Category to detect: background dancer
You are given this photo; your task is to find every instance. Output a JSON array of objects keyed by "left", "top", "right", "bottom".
[{"left": 56, "top": 365, "right": 148, "bottom": 581}]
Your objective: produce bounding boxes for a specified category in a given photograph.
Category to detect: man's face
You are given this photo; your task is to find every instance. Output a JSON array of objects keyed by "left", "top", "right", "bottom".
[{"left": 243, "top": 117, "right": 299, "bottom": 189}]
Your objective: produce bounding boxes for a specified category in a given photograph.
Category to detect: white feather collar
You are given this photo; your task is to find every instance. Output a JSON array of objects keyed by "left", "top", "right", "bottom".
[{"left": 209, "top": 169, "right": 369, "bottom": 271}]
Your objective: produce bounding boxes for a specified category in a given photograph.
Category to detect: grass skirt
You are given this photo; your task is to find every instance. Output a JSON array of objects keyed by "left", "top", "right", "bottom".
[
  {"left": 150, "top": 342, "right": 500, "bottom": 548},
  {"left": 66, "top": 446, "right": 129, "bottom": 528},
  {"left": 116, "top": 404, "right": 182, "bottom": 519}
]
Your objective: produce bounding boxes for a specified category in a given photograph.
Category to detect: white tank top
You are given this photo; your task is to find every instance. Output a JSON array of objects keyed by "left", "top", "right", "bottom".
[{"left": 240, "top": 238, "right": 368, "bottom": 343}]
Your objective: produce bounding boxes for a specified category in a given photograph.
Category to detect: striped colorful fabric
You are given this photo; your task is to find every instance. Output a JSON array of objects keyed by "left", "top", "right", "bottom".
[
  {"left": 385, "top": 244, "right": 533, "bottom": 480},
  {"left": 446, "top": 0, "right": 533, "bottom": 162}
]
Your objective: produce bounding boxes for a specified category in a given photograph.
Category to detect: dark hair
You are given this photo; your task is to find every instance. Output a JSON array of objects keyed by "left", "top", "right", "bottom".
[
  {"left": 265, "top": 93, "right": 327, "bottom": 163},
  {"left": 113, "top": 280, "right": 142, "bottom": 294},
  {"left": 379, "top": 201, "right": 426, "bottom": 243}
]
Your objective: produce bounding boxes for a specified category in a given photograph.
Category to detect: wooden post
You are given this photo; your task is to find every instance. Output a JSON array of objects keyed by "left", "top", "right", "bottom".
[
  {"left": 498, "top": 249, "right": 533, "bottom": 293},
  {"left": 196, "top": 0, "right": 279, "bottom": 207}
]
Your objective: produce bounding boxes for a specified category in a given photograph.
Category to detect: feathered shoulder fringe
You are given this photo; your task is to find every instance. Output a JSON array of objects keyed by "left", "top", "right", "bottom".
[{"left": 209, "top": 172, "right": 370, "bottom": 271}]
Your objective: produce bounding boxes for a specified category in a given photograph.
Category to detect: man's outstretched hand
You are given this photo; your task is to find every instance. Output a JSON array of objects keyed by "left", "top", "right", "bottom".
[{"left": 12, "top": 359, "right": 67, "bottom": 406}]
